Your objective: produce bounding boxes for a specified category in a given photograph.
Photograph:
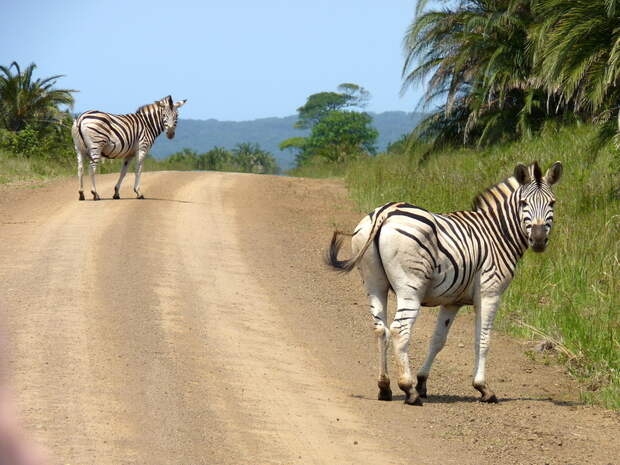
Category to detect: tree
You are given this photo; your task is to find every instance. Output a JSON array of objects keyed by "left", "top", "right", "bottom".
[
  {"left": 304, "top": 111, "right": 378, "bottom": 163},
  {"left": 200, "top": 146, "right": 232, "bottom": 171},
  {"left": 530, "top": 0, "right": 620, "bottom": 149},
  {"left": 0, "top": 62, "right": 75, "bottom": 132},
  {"left": 279, "top": 136, "right": 307, "bottom": 166},
  {"left": 402, "top": 0, "right": 556, "bottom": 149},
  {"left": 232, "top": 142, "right": 279, "bottom": 174},
  {"left": 294, "top": 84, "right": 371, "bottom": 129},
  {"left": 283, "top": 83, "right": 377, "bottom": 167},
  {"left": 337, "top": 83, "right": 370, "bottom": 108}
]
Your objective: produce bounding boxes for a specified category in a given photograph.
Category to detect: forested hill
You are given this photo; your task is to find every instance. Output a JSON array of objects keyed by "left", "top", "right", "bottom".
[{"left": 150, "top": 111, "right": 425, "bottom": 170}]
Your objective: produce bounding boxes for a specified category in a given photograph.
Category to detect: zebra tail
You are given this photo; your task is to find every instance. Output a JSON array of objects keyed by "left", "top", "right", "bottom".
[
  {"left": 325, "top": 202, "right": 398, "bottom": 273},
  {"left": 325, "top": 231, "right": 357, "bottom": 273}
]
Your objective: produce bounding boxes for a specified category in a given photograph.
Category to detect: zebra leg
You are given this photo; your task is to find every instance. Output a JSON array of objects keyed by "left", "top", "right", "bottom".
[
  {"left": 416, "top": 305, "right": 460, "bottom": 398},
  {"left": 114, "top": 158, "right": 132, "bottom": 199},
  {"left": 357, "top": 239, "right": 392, "bottom": 401},
  {"left": 133, "top": 151, "right": 146, "bottom": 199},
  {"left": 390, "top": 295, "right": 422, "bottom": 406},
  {"left": 88, "top": 157, "right": 101, "bottom": 201},
  {"left": 76, "top": 150, "right": 85, "bottom": 201},
  {"left": 369, "top": 290, "right": 391, "bottom": 401},
  {"left": 473, "top": 293, "right": 500, "bottom": 403}
]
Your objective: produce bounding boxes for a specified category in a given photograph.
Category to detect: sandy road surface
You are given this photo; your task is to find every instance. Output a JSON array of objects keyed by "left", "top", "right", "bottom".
[{"left": 0, "top": 171, "right": 618, "bottom": 465}]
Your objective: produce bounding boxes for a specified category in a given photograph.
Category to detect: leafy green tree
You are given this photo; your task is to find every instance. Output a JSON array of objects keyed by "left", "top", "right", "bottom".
[
  {"left": 0, "top": 62, "right": 76, "bottom": 131},
  {"left": 279, "top": 136, "right": 307, "bottom": 166},
  {"left": 294, "top": 83, "right": 371, "bottom": 129},
  {"left": 337, "top": 83, "right": 370, "bottom": 108},
  {"left": 294, "top": 92, "right": 351, "bottom": 129},
  {"left": 304, "top": 111, "right": 378, "bottom": 163},
  {"left": 284, "top": 83, "right": 377, "bottom": 167}
]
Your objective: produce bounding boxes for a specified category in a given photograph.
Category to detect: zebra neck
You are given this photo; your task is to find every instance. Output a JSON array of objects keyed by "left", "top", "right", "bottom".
[
  {"left": 478, "top": 192, "right": 529, "bottom": 265},
  {"left": 138, "top": 107, "right": 165, "bottom": 140}
]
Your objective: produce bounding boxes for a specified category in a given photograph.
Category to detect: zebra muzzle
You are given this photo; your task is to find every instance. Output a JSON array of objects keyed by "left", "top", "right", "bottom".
[{"left": 529, "top": 224, "right": 548, "bottom": 252}]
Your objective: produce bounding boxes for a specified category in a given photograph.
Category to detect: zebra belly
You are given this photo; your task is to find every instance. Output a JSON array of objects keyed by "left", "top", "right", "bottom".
[
  {"left": 421, "top": 286, "right": 475, "bottom": 307},
  {"left": 421, "top": 267, "right": 476, "bottom": 307},
  {"left": 102, "top": 139, "right": 137, "bottom": 159}
]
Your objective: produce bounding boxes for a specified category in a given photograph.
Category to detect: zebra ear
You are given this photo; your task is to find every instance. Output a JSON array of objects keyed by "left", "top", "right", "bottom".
[
  {"left": 174, "top": 99, "right": 187, "bottom": 109},
  {"left": 532, "top": 161, "right": 543, "bottom": 183},
  {"left": 514, "top": 163, "right": 531, "bottom": 185},
  {"left": 544, "top": 161, "right": 563, "bottom": 186}
]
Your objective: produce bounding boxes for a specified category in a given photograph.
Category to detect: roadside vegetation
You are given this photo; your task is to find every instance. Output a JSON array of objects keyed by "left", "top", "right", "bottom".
[{"left": 285, "top": 0, "right": 620, "bottom": 409}]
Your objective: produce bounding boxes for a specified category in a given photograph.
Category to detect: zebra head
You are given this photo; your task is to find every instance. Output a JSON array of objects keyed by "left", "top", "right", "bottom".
[
  {"left": 514, "top": 161, "right": 563, "bottom": 253},
  {"left": 158, "top": 95, "right": 187, "bottom": 139}
]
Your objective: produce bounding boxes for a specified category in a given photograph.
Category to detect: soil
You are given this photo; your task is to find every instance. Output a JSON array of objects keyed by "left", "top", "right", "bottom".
[{"left": 0, "top": 171, "right": 618, "bottom": 465}]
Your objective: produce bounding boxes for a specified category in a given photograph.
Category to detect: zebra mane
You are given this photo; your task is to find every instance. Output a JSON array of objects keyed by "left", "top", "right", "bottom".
[
  {"left": 136, "top": 101, "right": 158, "bottom": 114},
  {"left": 472, "top": 163, "right": 542, "bottom": 211},
  {"left": 472, "top": 175, "right": 520, "bottom": 212}
]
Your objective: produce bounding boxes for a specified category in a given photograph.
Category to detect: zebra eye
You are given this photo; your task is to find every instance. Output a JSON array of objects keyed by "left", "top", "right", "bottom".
[
  {"left": 519, "top": 200, "right": 527, "bottom": 208},
  {"left": 549, "top": 200, "right": 556, "bottom": 208}
]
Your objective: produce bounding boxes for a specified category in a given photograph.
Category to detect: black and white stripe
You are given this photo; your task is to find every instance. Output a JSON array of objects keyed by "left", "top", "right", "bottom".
[
  {"left": 327, "top": 161, "right": 563, "bottom": 405},
  {"left": 71, "top": 95, "right": 187, "bottom": 200}
]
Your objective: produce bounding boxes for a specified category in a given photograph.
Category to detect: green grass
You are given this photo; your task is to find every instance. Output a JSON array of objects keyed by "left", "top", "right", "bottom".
[
  {"left": 0, "top": 149, "right": 135, "bottom": 185},
  {"left": 0, "top": 149, "right": 72, "bottom": 184},
  {"left": 339, "top": 124, "right": 619, "bottom": 409}
]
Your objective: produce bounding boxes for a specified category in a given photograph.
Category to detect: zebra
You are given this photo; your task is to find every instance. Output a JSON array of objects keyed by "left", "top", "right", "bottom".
[
  {"left": 326, "top": 161, "right": 563, "bottom": 405},
  {"left": 71, "top": 95, "right": 187, "bottom": 201}
]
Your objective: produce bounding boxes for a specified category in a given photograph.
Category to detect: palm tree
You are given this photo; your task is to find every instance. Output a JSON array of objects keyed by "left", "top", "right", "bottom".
[
  {"left": 0, "top": 61, "right": 76, "bottom": 131},
  {"left": 531, "top": 0, "right": 620, "bottom": 148},
  {"left": 402, "top": 0, "right": 548, "bottom": 148},
  {"left": 201, "top": 146, "right": 232, "bottom": 171},
  {"left": 232, "top": 142, "right": 279, "bottom": 174}
]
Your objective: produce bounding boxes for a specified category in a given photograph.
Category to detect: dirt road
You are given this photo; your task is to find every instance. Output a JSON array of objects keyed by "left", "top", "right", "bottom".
[{"left": 0, "top": 172, "right": 618, "bottom": 465}]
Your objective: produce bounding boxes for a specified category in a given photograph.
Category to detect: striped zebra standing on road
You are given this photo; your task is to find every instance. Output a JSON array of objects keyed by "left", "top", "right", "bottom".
[
  {"left": 327, "top": 161, "right": 563, "bottom": 406},
  {"left": 71, "top": 95, "right": 187, "bottom": 201}
]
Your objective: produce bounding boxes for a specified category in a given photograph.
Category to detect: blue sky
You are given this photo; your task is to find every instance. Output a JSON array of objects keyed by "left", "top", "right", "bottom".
[{"left": 2, "top": 1, "right": 426, "bottom": 121}]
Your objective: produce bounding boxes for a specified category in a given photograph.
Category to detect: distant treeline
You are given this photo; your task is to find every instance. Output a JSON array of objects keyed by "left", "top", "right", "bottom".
[{"left": 146, "top": 144, "right": 279, "bottom": 174}]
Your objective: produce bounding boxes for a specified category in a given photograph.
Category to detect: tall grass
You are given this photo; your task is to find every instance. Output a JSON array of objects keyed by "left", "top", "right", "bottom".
[{"left": 344, "top": 124, "right": 619, "bottom": 409}]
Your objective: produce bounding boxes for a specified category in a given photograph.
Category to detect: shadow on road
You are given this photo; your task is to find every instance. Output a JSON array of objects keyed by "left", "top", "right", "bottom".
[
  {"left": 85, "top": 197, "right": 194, "bottom": 204},
  {"left": 350, "top": 392, "right": 584, "bottom": 407}
]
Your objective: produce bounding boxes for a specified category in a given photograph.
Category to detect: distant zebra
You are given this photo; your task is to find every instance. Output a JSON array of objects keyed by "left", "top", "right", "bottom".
[
  {"left": 327, "top": 162, "right": 563, "bottom": 405},
  {"left": 71, "top": 95, "right": 187, "bottom": 200}
]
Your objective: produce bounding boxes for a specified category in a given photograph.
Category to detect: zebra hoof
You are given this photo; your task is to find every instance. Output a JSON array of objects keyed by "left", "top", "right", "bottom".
[
  {"left": 474, "top": 383, "right": 498, "bottom": 403},
  {"left": 137, "top": 194, "right": 144, "bottom": 199},
  {"left": 404, "top": 394, "right": 423, "bottom": 406},
  {"left": 113, "top": 192, "right": 120, "bottom": 200},
  {"left": 378, "top": 388, "right": 392, "bottom": 401},
  {"left": 415, "top": 375, "right": 428, "bottom": 398},
  {"left": 79, "top": 191, "right": 85, "bottom": 201},
  {"left": 91, "top": 191, "right": 101, "bottom": 201},
  {"left": 480, "top": 393, "right": 498, "bottom": 403}
]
